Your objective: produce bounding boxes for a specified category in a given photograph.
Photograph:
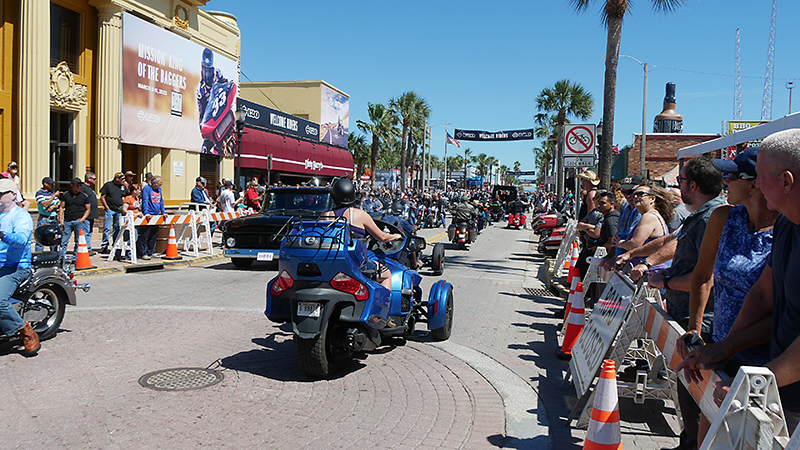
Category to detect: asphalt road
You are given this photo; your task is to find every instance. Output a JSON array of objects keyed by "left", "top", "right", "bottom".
[{"left": 1, "top": 220, "right": 679, "bottom": 449}]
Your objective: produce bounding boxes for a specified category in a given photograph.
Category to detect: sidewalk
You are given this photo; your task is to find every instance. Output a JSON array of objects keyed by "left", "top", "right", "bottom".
[{"left": 48, "top": 231, "right": 228, "bottom": 278}]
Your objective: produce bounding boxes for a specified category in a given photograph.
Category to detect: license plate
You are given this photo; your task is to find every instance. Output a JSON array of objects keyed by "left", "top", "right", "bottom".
[
  {"left": 297, "top": 302, "right": 321, "bottom": 318},
  {"left": 257, "top": 252, "right": 274, "bottom": 261}
]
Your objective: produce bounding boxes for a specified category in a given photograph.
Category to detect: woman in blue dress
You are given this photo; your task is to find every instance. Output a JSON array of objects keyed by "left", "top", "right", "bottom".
[{"left": 677, "top": 146, "right": 777, "bottom": 445}]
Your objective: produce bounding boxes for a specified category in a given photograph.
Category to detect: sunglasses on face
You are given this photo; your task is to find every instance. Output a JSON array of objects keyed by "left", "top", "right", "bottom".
[
  {"left": 632, "top": 191, "right": 652, "bottom": 198},
  {"left": 0, "top": 191, "right": 13, "bottom": 198}
]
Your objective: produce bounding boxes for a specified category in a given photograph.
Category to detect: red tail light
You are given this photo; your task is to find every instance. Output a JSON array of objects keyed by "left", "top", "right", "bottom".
[
  {"left": 269, "top": 270, "right": 294, "bottom": 296},
  {"left": 330, "top": 272, "right": 369, "bottom": 301}
]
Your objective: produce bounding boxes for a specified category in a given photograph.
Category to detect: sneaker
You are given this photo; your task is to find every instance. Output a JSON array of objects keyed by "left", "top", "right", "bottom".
[
  {"left": 141, "top": 255, "right": 152, "bottom": 260},
  {"left": 99, "top": 247, "right": 110, "bottom": 254},
  {"left": 87, "top": 251, "right": 97, "bottom": 257}
]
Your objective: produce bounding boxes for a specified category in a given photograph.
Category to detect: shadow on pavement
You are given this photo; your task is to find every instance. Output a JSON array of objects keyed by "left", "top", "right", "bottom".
[{"left": 214, "top": 324, "right": 366, "bottom": 382}]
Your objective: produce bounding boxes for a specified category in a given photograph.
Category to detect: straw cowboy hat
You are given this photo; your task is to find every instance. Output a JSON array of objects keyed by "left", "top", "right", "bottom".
[{"left": 576, "top": 170, "right": 600, "bottom": 185}]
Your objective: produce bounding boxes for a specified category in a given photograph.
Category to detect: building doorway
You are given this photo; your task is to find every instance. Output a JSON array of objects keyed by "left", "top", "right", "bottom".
[{"left": 50, "top": 110, "right": 76, "bottom": 192}]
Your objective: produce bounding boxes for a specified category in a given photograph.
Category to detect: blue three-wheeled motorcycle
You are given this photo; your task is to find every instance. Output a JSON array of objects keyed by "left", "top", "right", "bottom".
[{"left": 266, "top": 218, "right": 454, "bottom": 378}]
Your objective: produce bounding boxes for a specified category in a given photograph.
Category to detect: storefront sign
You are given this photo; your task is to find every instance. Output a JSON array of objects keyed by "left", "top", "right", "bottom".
[
  {"left": 121, "top": 12, "right": 239, "bottom": 156},
  {"left": 238, "top": 99, "right": 320, "bottom": 142},
  {"left": 454, "top": 129, "right": 534, "bottom": 141}
]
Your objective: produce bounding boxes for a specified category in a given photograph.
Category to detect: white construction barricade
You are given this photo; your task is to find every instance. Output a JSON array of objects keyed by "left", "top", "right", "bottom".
[
  {"left": 551, "top": 219, "right": 578, "bottom": 278},
  {"left": 565, "top": 265, "right": 800, "bottom": 449},
  {"left": 107, "top": 208, "right": 254, "bottom": 264}
]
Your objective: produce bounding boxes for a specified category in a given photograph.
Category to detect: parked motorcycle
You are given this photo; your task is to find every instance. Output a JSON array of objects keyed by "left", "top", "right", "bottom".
[
  {"left": 0, "top": 224, "right": 90, "bottom": 345},
  {"left": 266, "top": 218, "right": 454, "bottom": 378}
]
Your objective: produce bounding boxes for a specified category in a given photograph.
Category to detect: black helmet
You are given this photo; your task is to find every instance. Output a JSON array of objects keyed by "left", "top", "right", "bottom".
[
  {"left": 330, "top": 178, "right": 356, "bottom": 206},
  {"left": 34, "top": 223, "right": 62, "bottom": 247},
  {"left": 391, "top": 202, "right": 404, "bottom": 216}
]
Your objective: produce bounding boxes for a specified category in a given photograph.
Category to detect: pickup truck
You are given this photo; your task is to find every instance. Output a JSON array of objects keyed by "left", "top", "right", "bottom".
[{"left": 222, "top": 186, "right": 332, "bottom": 268}]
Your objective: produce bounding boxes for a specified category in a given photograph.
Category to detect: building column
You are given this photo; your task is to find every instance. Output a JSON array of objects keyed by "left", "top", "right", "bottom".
[
  {"left": 18, "top": 0, "right": 49, "bottom": 198},
  {"left": 139, "top": 146, "right": 162, "bottom": 182},
  {"left": 96, "top": 7, "right": 123, "bottom": 184}
]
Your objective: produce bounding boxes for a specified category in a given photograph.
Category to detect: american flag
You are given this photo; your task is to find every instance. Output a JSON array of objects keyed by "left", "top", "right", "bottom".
[{"left": 446, "top": 132, "right": 461, "bottom": 148}]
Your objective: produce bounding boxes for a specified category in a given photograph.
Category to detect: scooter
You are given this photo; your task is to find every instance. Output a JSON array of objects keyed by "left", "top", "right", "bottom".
[
  {"left": 0, "top": 251, "right": 90, "bottom": 345},
  {"left": 265, "top": 218, "right": 454, "bottom": 378}
]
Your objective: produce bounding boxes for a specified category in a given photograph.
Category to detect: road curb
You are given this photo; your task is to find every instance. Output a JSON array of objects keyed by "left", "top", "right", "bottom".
[{"left": 76, "top": 252, "right": 229, "bottom": 278}]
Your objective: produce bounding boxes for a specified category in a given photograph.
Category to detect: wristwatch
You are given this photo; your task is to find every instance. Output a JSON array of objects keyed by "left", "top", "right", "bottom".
[
  {"left": 642, "top": 259, "right": 652, "bottom": 269},
  {"left": 663, "top": 275, "right": 673, "bottom": 290}
]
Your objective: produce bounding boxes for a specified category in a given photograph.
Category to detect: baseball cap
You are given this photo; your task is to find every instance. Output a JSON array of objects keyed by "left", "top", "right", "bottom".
[
  {"left": 7, "top": 161, "right": 17, "bottom": 168},
  {"left": 0, "top": 178, "right": 19, "bottom": 194},
  {"left": 223, "top": 180, "right": 233, "bottom": 187},
  {"left": 196, "top": 176, "right": 207, "bottom": 184},
  {"left": 71, "top": 177, "right": 84, "bottom": 184},
  {"left": 42, "top": 176, "right": 55, "bottom": 185},
  {"left": 125, "top": 170, "right": 136, "bottom": 176},
  {"left": 114, "top": 171, "right": 124, "bottom": 178},
  {"left": 619, "top": 175, "right": 643, "bottom": 191},
  {"left": 713, "top": 146, "right": 758, "bottom": 179}
]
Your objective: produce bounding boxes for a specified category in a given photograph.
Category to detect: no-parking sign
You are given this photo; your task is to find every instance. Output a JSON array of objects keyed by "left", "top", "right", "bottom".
[{"left": 564, "top": 124, "right": 596, "bottom": 157}]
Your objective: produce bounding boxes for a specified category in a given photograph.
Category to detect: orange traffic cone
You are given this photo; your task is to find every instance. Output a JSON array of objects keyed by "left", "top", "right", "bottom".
[
  {"left": 75, "top": 229, "right": 93, "bottom": 270},
  {"left": 162, "top": 224, "right": 182, "bottom": 260},
  {"left": 585, "top": 360, "right": 622, "bottom": 450},
  {"left": 557, "top": 282, "right": 584, "bottom": 360}
]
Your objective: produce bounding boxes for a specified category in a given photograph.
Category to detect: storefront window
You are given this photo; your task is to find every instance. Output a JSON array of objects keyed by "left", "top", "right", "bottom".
[
  {"left": 50, "top": 4, "right": 81, "bottom": 74},
  {"left": 50, "top": 111, "right": 76, "bottom": 192}
]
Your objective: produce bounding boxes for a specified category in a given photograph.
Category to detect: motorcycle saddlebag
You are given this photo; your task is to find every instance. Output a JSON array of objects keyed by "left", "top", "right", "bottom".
[
  {"left": 447, "top": 224, "right": 456, "bottom": 241},
  {"left": 468, "top": 228, "right": 477, "bottom": 243}
]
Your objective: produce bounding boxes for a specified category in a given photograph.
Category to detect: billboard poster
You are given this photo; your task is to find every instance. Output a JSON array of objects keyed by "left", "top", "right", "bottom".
[
  {"left": 320, "top": 85, "right": 349, "bottom": 148},
  {"left": 121, "top": 12, "right": 239, "bottom": 156},
  {"left": 722, "top": 120, "right": 768, "bottom": 159}
]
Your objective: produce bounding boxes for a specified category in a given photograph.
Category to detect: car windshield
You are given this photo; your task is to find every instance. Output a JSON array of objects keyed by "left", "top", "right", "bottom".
[{"left": 263, "top": 191, "right": 332, "bottom": 213}]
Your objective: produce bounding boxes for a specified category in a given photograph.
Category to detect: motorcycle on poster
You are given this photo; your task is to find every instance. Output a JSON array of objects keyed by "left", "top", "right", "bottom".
[{"left": 121, "top": 12, "right": 239, "bottom": 156}]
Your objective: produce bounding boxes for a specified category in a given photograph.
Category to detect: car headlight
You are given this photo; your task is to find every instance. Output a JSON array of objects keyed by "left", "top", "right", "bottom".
[{"left": 226, "top": 237, "right": 236, "bottom": 248}]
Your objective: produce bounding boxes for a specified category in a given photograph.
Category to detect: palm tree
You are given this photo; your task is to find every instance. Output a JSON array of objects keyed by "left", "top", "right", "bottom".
[
  {"left": 473, "top": 153, "right": 491, "bottom": 187},
  {"left": 356, "top": 103, "right": 398, "bottom": 187},
  {"left": 570, "top": 0, "right": 682, "bottom": 189},
  {"left": 389, "top": 91, "right": 430, "bottom": 190},
  {"left": 536, "top": 79, "right": 593, "bottom": 198},
  {"left": 348, "top": 132, "right": 370, "bottom": 181},
  {"left": 513, "top": 161, "right": 521, "bottom": 172},
  {"left": 462, "top": 148, "right": 474, "bottom": 189},
  {"left": 533, "top": 113, "right": 560, "bottom": 183},
  {"left": 447, "top": 155, "right": 463, "bottom": 185}
]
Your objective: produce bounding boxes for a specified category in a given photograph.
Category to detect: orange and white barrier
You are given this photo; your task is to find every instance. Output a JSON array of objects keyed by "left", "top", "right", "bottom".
[
  {"left": 558, "top": 282, "right": 585, "bottom": 360},
  {"left": 585, "top": 360, "right": 622, "bottom": 449},
  {"left": 107, "top": 208, "right": 254, "bottom": 264}
]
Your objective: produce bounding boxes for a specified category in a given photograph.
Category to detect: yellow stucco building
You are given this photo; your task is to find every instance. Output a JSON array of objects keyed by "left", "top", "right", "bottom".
[{"left": 6, "top": 0, "right": 240, "bottom": 207}]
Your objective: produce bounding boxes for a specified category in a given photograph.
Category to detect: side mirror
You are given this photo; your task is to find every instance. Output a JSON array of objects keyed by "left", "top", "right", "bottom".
[{"left": 413, "top": 236, "right": 426, "bottom": 252}]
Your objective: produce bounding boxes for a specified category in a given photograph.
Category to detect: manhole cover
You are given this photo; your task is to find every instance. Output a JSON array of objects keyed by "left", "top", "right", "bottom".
[
  {"left": 525, "top": 287, "right": 558, "bottom": 298},
  {"left": 138, "top": 367, "right": 223, "bottom": 392}
]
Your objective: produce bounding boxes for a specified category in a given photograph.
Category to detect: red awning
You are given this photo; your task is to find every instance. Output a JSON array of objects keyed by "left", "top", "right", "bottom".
[{"left": 240, "top": 127, "right": 353, "bottom": 177}]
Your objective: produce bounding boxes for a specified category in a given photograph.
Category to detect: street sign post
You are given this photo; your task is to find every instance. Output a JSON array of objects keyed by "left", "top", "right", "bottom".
[
  {"left": 563, "top": 156, "right": 595, "bottom": 168},
  {"left": 564, "top": 124, "right": 596, "bottom": 156}
]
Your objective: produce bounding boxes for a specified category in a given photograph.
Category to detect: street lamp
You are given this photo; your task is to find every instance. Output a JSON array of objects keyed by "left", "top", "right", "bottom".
[
  {"left": 234, "top": 108, "right": 247, "bottom": 190},
  {"left": 787, "top": 81, "right": 796, "bottom": 114},
  {"left": 620, "top": 55, "right": 648, "bottom": 178}
]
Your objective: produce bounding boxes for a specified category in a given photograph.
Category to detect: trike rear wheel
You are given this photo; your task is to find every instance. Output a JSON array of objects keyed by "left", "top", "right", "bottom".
[{"left": 294, "top": 320, "right": 346, "bottom": 378}]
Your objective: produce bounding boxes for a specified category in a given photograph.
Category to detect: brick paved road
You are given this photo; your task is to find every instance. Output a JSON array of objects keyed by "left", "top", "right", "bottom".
[{"left": 1, "top": 223, "right": 680, "bottom": 449}]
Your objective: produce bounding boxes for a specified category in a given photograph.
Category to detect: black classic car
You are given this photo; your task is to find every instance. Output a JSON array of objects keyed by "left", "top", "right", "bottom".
[{"left": 222, "top": 186, "right": 332, "bottom": 268}]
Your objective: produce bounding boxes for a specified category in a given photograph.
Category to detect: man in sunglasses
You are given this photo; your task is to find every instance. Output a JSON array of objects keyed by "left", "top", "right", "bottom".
[{"left": 0, "top": 178, "right": 39, "bottom": 355}]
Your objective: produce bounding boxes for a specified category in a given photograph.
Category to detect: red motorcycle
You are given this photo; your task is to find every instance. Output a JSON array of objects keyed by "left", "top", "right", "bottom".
[
  {"left": 533, "top": 212, "right": 566, "bottom": 255},
  {"left": 507, "top": 213, "right": 526, "bottom": 229}
]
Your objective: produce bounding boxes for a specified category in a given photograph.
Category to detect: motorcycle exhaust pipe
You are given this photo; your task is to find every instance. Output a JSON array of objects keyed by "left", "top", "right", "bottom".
[{"left": 74, "top": 283, "right": 91, "bottom": 292}]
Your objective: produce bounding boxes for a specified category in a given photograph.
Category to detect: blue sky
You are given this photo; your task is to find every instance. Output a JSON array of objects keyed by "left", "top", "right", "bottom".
[{"left": 213, "top": 0, "right": 800, "bottom": 174}]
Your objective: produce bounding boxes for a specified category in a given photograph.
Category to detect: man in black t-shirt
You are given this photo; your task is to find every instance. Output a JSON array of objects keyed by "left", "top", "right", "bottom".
[
  {"left": 100, "top": 172, "right": 127, "bottom": 254},
  {"left": 81, "top": 172, "right": 99, "bottom": 255},
  {"left": 58, "top": 178, "right": 91, "bottom": 260}
]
